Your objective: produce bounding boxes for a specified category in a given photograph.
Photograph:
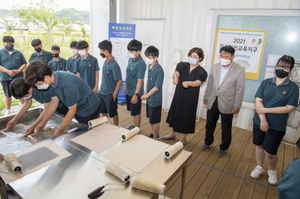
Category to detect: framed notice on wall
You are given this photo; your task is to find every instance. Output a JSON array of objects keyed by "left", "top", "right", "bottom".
[
  {"left": 109, "top": 23, "right": 135, "bottom": 80},
  {"left": 212, "top": 28, "right": 267, "bottom": 80}
]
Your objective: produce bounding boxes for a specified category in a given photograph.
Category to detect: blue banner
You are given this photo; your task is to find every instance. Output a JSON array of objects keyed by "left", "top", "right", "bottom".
[{"left": 109, "top": 23, "right": 135, "bottom": 38}]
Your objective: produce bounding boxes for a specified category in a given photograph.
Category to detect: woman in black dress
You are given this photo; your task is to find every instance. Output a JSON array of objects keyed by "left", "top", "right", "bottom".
[{"left": 163, "top": 47, "right": 207, "bottom": 144}]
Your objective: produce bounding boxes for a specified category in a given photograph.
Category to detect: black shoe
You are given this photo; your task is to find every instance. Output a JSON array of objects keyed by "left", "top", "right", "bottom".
[{"left": 148, "top": 133, "right": 154, "bottom": 138}]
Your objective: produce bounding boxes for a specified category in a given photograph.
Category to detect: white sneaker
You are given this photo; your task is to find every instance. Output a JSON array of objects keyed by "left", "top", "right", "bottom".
[
  {"left": 268, "top": 170, "right": 277, "bottom": 185},
  {"left": 250, "top": 166, "right": 264, "bottom": 179},
  {"left": 4, "top": 110, "right": 10, "bottom": 116}
]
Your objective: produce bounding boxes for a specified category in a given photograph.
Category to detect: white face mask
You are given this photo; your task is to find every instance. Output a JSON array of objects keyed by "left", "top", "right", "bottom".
[
  {"left": 78, "top": 50, "right": 86, "bottom": 57},
  {"left": 128, "top": 52, "right": 135, "bottom": 58},
  {"left": 220, "top": 58, "right": 231, "bottom": 66},
  {"left": 35, "top": 84, "right": 49, "bottom": 90},
  {"left": 188, "top": 57, "right": 198, "bottom": 65},
  {"left": 21, "top": 94, "right": 32, "bottom": 100},
  {"left": 145, "top": 58, "right": 154, "bottom": 65},
  {"left": 71, "top": 49, "right": 78, "bottom": 55}
]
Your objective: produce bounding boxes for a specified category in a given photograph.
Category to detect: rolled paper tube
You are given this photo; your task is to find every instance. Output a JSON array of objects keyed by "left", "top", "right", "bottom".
[
  {"left": 164, "top": 141, "right": 183, "bottom": 159},
  {"left": 105, "top": 161, "right": 130, "bottom": 182},
  {"left": 4, "top": 153, "right": 23, "bottom": 172},
  {"left": 88, "top": 117, "right": 108, "bottom": 128},
  {"left": 121, "top": 127, "right": 140, "bottom": 141},
  {"left": 131, "top": 176, "right": 166, "bottom": 195}
]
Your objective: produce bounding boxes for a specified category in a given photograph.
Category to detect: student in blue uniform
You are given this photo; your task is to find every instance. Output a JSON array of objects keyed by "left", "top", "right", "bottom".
[
  {"left": 250, "top": 55, "right": 299, "bottom": 185},
  {"left": 25, "top": 60, "right": 101, "bottom": 136},
  {"left": 0, "top": 36, "right": 27, "bottom": 116},
  {"left": 28, "top": 39, "right": 53, "bottom": 63},
  {"left": 141, "top": 46, "right": 164, "bottom": 139},
  {"left": 7, "top": 77, "right": 68, "bottom": 135},
  {"left": 277, "top": 158, "right": 300, "bottom": 198},
  {"left": 48, "top": 45, "right": 67, "bottom": 71},
  {"left": 76, "top": 40, "right": 99, "bottom": 92},
  {"left": 66, "top": 41, "right": 80, "bottom": 75},
  {"left": 97, "top": 40, "right": 122, "bottom": 125},
  {"left": 124, "top": 39, "right": 146, "bottom": 128}
]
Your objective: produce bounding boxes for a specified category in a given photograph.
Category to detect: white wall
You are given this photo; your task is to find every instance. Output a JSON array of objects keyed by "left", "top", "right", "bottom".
[{"left": 116, "top": 0, "right": 300, "bottom": 131}]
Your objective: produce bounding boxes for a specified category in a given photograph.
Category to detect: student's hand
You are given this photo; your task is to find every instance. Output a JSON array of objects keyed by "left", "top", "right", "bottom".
[
  {"left": 0, "top": 154, "right": 4, "bottom": 159},
  {"left": 131, "top": 95, "right": 138, "bottom": 104},
  {"left": 13, "top": 69, "right": 21, "bottom": 74},
  {"left": 173, "top": 78, "right": 178, "bottom": 85},
  {"left": 93, "top": 86, "right": 98, "bottom": 93},
  {"left": 34, "top": 122, "right": 46, "bottom": 133},
  {"left": 123, "top": 87, "right": 127, "bottom": 94},
  {"left": 141, "top": 94, "right": 148, "bottom": 100},
  {"left": 232, "top": 107, "right": 240, "bottom": 114},
  {"left": 182, "top": 81, "right": 189, "bottom": 88},
  {"left": 112, "top": 93, "right": 117, "bottom": 102},
  {"left": 6, "top": 119, "right": 17, "bottom": 128},
  {"left": 53, "top": 129, "right": 64, "bottom": 137},
  {"left": 25, "top": 126, "right": 35, "bottom": 136},
  {"left": 203, "top": 99, "right": 208, "bottom": 105},
  {"left": 7, "top": 70, "right": 16, "bottom": 77},
  {"left": 255, "top": 107, "right": 267, "bottom": 114},
  {"left": 260, "top": 120, "right": 269, "bottom": 132}
]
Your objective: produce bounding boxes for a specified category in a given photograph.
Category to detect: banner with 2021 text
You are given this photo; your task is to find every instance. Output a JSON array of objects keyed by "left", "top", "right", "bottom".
[{"left": 213, "top": 28, "right": 267, "bottom": 80}]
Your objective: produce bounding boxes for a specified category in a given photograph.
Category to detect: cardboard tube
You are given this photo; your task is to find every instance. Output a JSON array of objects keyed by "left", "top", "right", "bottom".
[
  {"left": 121, "top": 127, "right": 140, "bottom": 141},
  {"left": 4, "top": 153, "right": 23, "bottom": 172},
  {"left": 164, "top": 141, "right": 183, "bottom": 159},
  {"left": 131, "top": 176, "right": 166, "bottom": 195},
  {"left": 105, "top": 161, "right": 130, "bottom": 182},
  {"left": 88, "top": 117, "right": 108, "bottom": 128}
]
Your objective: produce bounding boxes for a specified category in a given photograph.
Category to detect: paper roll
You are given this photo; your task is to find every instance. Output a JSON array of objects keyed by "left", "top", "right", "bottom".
[
  {"left": 105, "top": 161, "right": 130, "bottom": 182},
  {"left": 121, "top": 127, "right": 140, "bottom": 141},
  {"left": 131, "top": 176, "right": 166, "bottom": 195},
  {"left": 88, "top": 117, "right": 108, "bottom": 128},
  {"left": 4, "top": 153, "right": 23, "bottom": 172},
  {"left": 164, "top": 141, "right": 183, "bottom": 159}
]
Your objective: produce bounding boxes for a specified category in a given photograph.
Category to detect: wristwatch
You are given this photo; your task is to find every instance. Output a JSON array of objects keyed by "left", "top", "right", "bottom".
[{"left": 134, "top": 93, "right": 139, "bottom": 96}]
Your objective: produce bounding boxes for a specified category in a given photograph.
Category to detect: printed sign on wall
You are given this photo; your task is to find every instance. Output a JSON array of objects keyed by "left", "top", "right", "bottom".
[
  {"left": 109, "top": 23, "right": 136, "bottom": 80},
  {"left": 212, "top": 28, "right": 267, "bottom": 80}
]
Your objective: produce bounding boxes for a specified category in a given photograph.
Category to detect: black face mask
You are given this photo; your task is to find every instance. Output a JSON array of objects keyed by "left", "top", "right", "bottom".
[
  {"left": 100, "top": 53, "right": 106, "bottom": 58},
  {"left": 52, "top": 53, "right": 59, "bottom": 58},
  {"left": 275, "top": 69, "right": 289, "bottom": 78},
  {"left": 35, "top": 47, "right": 42, "bottom": 53}
]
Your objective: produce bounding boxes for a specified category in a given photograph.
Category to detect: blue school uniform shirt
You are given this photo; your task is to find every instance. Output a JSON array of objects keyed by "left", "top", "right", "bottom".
[
  {"left": 28, "top": 50, "right": 53, "bottom": 63},
  {"left": 50, "top": 71, "right": 100, "bottom": 117},
  {"left": 252, "top": 77, "right": 299, "bottom": 131},
  {"left": 99, "top": 57, "right": 122, "bottom": 95},
  {"left": 125, "top": 55, "right": 146, "bottom": 96},
  {"left": 76, "top": 54, "right": 100, "bottom": 89},
  {"left": 66, "top": 55, "right": 81, "bottom": 74},
  {"left": 0, "top": 49, "right": 27, "bottom": 81},
  {"left": 32, "top": 87, "right": 52, "bottom": 103},
  {"left": 147, "top": 62, "right": 164, "bottom": 107},
  {"left": 48, "top": 57, "right": 67, "bottom": 71}
]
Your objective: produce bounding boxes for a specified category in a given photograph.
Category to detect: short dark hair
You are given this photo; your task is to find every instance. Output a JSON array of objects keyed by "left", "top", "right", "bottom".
[
  {"left": 25, "top": 60, "right": 53, "bottom": 85},
  {"left": 10, "top": 77, "right": 31, "bottom": 99},
  {"left": 144, "top": 46, "right": 159, "bottom": 58},
  {"left": 3, "top": 36, "right": 15, "bottom": 43},
  {"left": 51, "top": 45, "right": 60, "bottom": 51},
  {"left": 76, "top": 40, "right": 89, "bottom": 50},
  {"left": 220, "top": 45, "right": 235, "bottom": 55},
  {"left": 31, "top": 39, "right": 42, "bottom": 47},
  {"left": 188, "top": 47, "right": 204, "bottom": 62},
  {"left": 70, "top": 41, "right": 78, "bottom": 48},
  {"left": 98, "top": 40, "right": 112, "bottom": 54},
  {"left": 276, "top": 55, "right": 295, "bottom": 71},
  {"left": 127, "top": 39, "right": 142, "bottom": 51}
]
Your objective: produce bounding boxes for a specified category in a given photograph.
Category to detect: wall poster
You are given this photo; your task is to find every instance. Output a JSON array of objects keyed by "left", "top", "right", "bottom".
[{"left": 212, "top": 28, "right": 267, "bottom": 80}]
